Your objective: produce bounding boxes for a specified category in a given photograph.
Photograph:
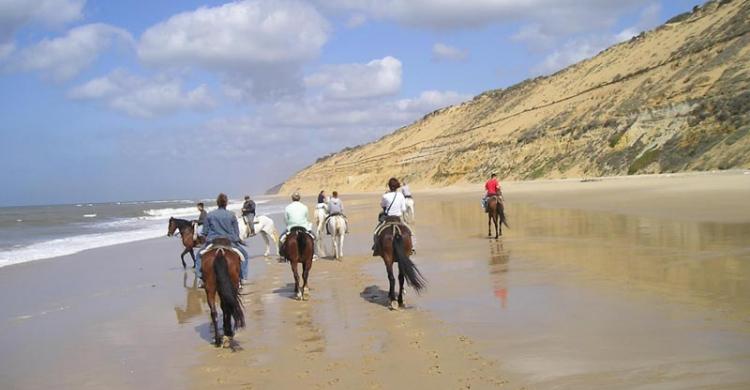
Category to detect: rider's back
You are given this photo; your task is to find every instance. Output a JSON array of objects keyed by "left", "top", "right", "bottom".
[
  {"left": 285, "top": 202, "right": 311, "bottom": 230},
  {"left": 204, "top": 208, "right": 240, "bottom": 243}
]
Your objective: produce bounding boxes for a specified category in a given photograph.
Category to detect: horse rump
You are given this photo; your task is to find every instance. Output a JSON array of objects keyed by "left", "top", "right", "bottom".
[
  {"left": 213, "top": 251, "right": 245, "bottom": 328},
  {"left": 393, "top": 233, "right": 426, "bottom": 293}
]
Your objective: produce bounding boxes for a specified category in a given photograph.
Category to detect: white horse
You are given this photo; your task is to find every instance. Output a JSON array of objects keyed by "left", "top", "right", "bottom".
[
  {"left": 326, "top": 215, "right": 347, "bottom": 260},
  {"left": 404, "top": 197, "right": 416, "bottom": 225},
  {"left": 313, "top": 203, "right": 328, "bottom": 257},
  {"left": 238, "top": 215, "right": 279, "bottom": 257}
]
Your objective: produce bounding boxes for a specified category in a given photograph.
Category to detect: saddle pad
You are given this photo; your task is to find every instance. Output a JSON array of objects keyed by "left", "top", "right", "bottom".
[
  {"left": 374, "top": 221, "right": 411, "bottom": 237},
  {"left": 199, "top": 243, "right": 244, "bottom": 260}
]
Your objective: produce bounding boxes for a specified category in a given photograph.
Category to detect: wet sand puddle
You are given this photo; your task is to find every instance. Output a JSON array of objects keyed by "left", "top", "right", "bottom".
[{"left": 399, "top": 195, "right": 750, "bottom": 388}]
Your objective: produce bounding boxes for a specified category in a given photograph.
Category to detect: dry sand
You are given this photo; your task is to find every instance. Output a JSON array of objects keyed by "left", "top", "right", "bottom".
[{"left": 1, "top": 171, "right": 749, "bottom": 389}]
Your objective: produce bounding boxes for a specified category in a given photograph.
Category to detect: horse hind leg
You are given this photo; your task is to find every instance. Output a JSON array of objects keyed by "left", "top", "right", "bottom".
[
  {"left": 291, "top": 260, "right": 302, "bottom": 300},
  {"left": 261, "top": 232, "right": 271, "bottom": 257},
  {"left": 385, "top": 259, "right": 397, "bottom": 310},
  {"left": 180, "top": 249, "right": 188, "bottom": 268}
]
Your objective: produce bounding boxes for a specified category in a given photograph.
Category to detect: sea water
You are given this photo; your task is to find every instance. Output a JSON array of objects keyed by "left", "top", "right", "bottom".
[{"left": 0, "top": 198, "right": 284, "bottom": 268}]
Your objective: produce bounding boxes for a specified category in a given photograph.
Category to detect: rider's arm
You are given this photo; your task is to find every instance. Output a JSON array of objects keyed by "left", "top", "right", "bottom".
[{"left": 231, "top": 215, "right": 240, "bottom": 240}]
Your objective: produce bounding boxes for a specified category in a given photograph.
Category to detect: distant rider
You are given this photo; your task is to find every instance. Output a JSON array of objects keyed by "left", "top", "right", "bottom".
[
  {"left": 401, "top": 180, "right": 412, "bottom": 199},
  {"left": 325, "top": 191, "right": 349, "bottom": 234},
  {"left": 279, "top": 192, "right": 315, "bottom": 258},
  {"left": 192, "top": 202, "right": 207, "bottom": 240},
  {"left": 241, "top": 195, "right": 256, "bottom": 236},
  {"left": 482, "top": 173, "right": 502, "bottom": 212},
  {"left": 195, "top": 193, "right": 249, "bottom": 284}
]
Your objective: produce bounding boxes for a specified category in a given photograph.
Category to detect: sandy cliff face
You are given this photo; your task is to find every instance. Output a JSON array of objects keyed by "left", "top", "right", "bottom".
[{"left": 279, "top": 0, "right": 750, "bottom": 194}]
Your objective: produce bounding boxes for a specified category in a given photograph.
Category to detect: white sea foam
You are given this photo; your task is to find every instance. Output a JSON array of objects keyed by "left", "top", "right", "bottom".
[
  {"left": 0, "top": 224, "right": 166, "bottom": 267},
  {"left": 83, "top": 214, "right": 97, "bottom": 218},
  {"left": 0, "top": 199, "right": 282, "bottom": 268}
]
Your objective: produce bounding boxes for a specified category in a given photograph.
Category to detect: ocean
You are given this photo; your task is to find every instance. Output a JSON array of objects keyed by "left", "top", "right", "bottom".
[{"left": 0, "top": 197, "right": 286, "bottom": 268}]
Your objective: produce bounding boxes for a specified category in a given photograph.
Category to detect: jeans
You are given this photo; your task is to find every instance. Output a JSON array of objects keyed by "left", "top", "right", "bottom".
[{"left": 195, "top": 243, "right": 249, "bottom": 280}]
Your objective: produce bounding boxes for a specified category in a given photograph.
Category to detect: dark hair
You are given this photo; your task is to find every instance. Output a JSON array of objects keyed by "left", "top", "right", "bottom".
[
  {"left": 332, "top": 191, "right": 338, "bottom": 197},
  {"left": 292, "top": 192, "right": 301, "bottom": 201},
  {"left": 197, "top": 202, "right": 204, "bottom": 207},
  {"left": 244, "top": 195, "right": 250, "bottom": 200},
  {"left": 387, "top": 177, "right": 400, "bottom": 191},
  {"left": 216, "top": 193, "right": 228, "bottom": 208},
  {"left": 491, "top": 173, "right": 497, "bottom": 178}
]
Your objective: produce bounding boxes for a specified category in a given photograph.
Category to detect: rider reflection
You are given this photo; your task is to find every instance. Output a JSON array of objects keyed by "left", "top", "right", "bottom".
[{"left": 489, "top": 240, "right": 510, "bottom": 309}]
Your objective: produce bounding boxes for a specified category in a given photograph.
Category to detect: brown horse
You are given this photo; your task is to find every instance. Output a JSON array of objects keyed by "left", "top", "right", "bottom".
[
  {"left": 167, "top": 217, "right": 204, "bottom": 268},
  {"left": 377, "top": 218, "right": 426, "bottom": 310},
  {"left": 281, "top": 227, "right": 315, "bottom": 300},
  {"left": 200, "top": 238, "right": 245, "bottom": 347},
  {"left": 487, "top": 196, "right": 509, "bottom": 239}
]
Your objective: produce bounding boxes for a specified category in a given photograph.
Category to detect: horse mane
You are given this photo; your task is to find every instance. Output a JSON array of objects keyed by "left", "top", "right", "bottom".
[{"left": 172, "top": 218, "right": 193, "bottom": 229}]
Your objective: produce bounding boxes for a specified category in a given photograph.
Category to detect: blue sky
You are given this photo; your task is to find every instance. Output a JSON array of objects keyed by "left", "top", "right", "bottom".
[{"left": 0, "top": 0, "right": 694, "bottom": 206}]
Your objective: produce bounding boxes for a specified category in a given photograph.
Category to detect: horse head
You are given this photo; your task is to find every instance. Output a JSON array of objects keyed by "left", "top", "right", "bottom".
[{"left": 167, "top": 217, "right": 177, "bottom": 237}]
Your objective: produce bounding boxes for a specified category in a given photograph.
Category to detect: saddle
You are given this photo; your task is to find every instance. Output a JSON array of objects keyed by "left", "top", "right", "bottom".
[
  {"left": 200, "top": 238, "right": 244, "bottom": 259},
  {"left": 282, "top": 227, "right": 315, "bottom": 242},
  {"left": 375, "top": 217, "right": 411, "bottom": 238}
]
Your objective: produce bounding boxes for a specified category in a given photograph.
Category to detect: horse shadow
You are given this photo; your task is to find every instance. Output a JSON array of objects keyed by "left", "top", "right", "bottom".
[
  {"left": 272, "top": 282, "right": 300, "bottom": 301},
  {"left": 359, "top": 285, "right": 390, "bottom": 308}
]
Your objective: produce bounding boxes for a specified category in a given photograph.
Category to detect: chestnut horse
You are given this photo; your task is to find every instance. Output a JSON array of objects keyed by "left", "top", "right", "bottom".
[
  {"left": 167, "top": 217, "right": 205, "bottom": 268},
  {"left": 281, "top": 227, "right": 315, "bottom": 300},
  {"left": 377, "top": 218, "right": 426, "bottom": 310},
  {"left": 487, "top": 196, "right": 509, "bottom": 239},
  {"left": 200, "top": 238, "right": 245, "bottom": 347}
]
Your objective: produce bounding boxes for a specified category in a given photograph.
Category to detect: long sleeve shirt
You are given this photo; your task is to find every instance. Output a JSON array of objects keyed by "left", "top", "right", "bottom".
[
  {"left": 201, "top": 208, "right": 241, "bottom": 243},
  {"left": 285, "top": 201, "right": 312, "bottom": 230}
]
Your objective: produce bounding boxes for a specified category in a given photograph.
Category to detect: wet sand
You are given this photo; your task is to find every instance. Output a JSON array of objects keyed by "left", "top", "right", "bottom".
[{"left": 1, "top": 172, "right": 749, "bottom": 389}]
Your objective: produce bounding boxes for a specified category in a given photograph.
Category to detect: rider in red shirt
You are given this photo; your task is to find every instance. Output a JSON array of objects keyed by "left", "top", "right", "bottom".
[{"left": 483, "top": 173, "right": 501, "bottom": 212}]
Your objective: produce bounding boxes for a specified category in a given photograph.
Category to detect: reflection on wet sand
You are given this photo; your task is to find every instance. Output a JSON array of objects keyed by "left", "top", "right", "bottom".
[
  {"left": 412, "top": 194, "right": 750, "bottom": 387},
  {"left": 174, "top": 271, "right": 206, "bottom": 325}
]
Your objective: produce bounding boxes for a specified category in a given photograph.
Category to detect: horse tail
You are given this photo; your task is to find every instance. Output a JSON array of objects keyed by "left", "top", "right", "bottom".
[
  {"left": 296, "top": 230, "right": 307, "bottom": 255},
  {"left": 393, "top": 233, "right": 426, "bottom": 293},
  {"left": 498, "top": 201, "right": 510, "bottom": 228},
  {"left": 213, "top": 251, "right": 245, "bottom": 329}
]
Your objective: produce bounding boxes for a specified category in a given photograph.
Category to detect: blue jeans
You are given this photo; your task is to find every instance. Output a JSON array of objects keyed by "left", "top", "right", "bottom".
[{"left": 195, "top": 243, "right": 249, "bottom": 280}]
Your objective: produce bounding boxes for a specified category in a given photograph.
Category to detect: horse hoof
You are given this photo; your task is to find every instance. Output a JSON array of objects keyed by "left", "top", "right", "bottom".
[
  {"left": 222, "top": 336, "right": 231, "bottom": 348},
  {"left": 295, "top": 293, "right": 302, "bottom": 300},
  {"left": 389, "top": 301, "right": 399, "bottom": 311},
  {"left": 214, "top": 339, "right": 222, "bottom": 347}
]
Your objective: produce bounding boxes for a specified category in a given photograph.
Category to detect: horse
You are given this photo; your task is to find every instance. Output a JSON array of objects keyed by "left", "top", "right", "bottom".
[
  {"left": 403, "top": 197, "right": 416, "bottom": 224},
  {"left": 487, "top": 196, "right": 509, "bottom": 239},
  {"left": 326, "top": 215, "right": 347, "bottom": 260},
  {"left": 313, "top": 204, "right": 328, "bottom": 257},
  {"left": 281, "top": 227, "right": 315, "bottom": 300},
  {"left": 376, "top": 218, "right": 426, "bottom": 310},
  {"left": 167, "top": 217, "right": 204, "bottom": 268},
  {"left": 199, "top": 238, "right": 245, "bottom": 347},
  {"left": 238, "top": 215, "right": 279, "bottom": 257}
]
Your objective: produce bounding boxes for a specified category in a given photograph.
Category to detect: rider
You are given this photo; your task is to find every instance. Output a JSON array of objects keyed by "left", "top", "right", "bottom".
[
  {"left": 317, "top": 190, "right": 327, "bottom": 205},
  {"left": 194, "top": 193, "right": 249, "bottom": 284},
  {"left": 325, "top": 191, "right": 349, "bottom": 234},
  {"left": 482, "top": 173, "right": 502, "bottom": 212},
  {"left": 401, "top": 180, "right": 412, "bottom": 199},
  {"left": 372, "top": 178, "right": 407, "bottom": 256},
  {"left": 241, "top": 195, "right": 256, "bottom": 236},
  {"left": 279, "top": 192, "right": 315, "bottom": 258},
  {"left": 192, "top": 202, "right": 207, "bottom": 240}
]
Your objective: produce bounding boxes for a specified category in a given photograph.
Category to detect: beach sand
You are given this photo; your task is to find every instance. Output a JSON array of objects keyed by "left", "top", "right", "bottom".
[{"left": 1, "top": 171, "right": 749, "bottom": 389}]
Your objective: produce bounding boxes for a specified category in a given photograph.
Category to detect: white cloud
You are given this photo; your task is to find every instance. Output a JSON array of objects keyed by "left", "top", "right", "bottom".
[
  {"left": 304, "top": 56, "right": 402, "bottom": 99},
  {"left": 69, "top": 70, "right": 215, "bottom": 118},
  {"left": 316, "top": 0, "right": 647, "bottom": 31},
  {"left": 432, "top": 43, "right": 468, "bottom": 62},
  {"left": 137, "top": 0, "right": 330, "bottom": 100},
  {"left": 0, "top": 0, "right": 84, "bottom": 48},
  {"left": 345, "top": 13, "right": 367, "bottom": 28},
  {"left": 7, "top": 23, "right": 133, "bottom": 81},
  {"left": 532, "top": 2, "right": 663, "bottom": 75}
]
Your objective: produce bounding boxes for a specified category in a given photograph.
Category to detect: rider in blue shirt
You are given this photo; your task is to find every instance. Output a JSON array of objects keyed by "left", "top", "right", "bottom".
[{"left": 194, "top": 193, "right": 249, "bottom": 283}]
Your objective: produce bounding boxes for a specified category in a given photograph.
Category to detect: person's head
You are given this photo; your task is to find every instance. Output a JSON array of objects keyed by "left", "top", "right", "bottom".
[
  {"left": 491, "top": 173, "right": 497, "bottom": 179},
  {"left": 387, "top": 177, "right": 400, "bottom": 192},
  {"left": 244, "top": 195, "right": 250, "bottom": 201},
  {"left": 292, "top": 192, "right": 301, "bottom": 202},
  {"left": 332, "top": 191, "right": 338, "bottom": 198},
  {"left": 319, "top": 190, "right": 325, "bottom": 195},
  {"left": 216, "top": 193, "right": 228, "bottom": 209},
  {"left": 197, "top": 202, "right": 204, "bottom": 210}
]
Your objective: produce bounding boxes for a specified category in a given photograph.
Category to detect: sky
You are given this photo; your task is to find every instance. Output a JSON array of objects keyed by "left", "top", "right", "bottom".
[{"left": 0, "top": 0, "right": 695, "bottom": 206}]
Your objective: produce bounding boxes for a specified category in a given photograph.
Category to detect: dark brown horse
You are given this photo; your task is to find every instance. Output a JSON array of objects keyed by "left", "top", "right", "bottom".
[
  {"left": 167, "top": 217, "right": 204, "bottom": 268},
  {"left": 377, "top": 218, "right": 426, "bottom": 310},
  {"left": 200, "top": 238, "right": 245, "bottom": 347},
  {"left": 281, "top": 227, "right": 315, "bottom": 300},
  {"left": 487, "top": 196, "right": 509, "bottom": 239}
]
